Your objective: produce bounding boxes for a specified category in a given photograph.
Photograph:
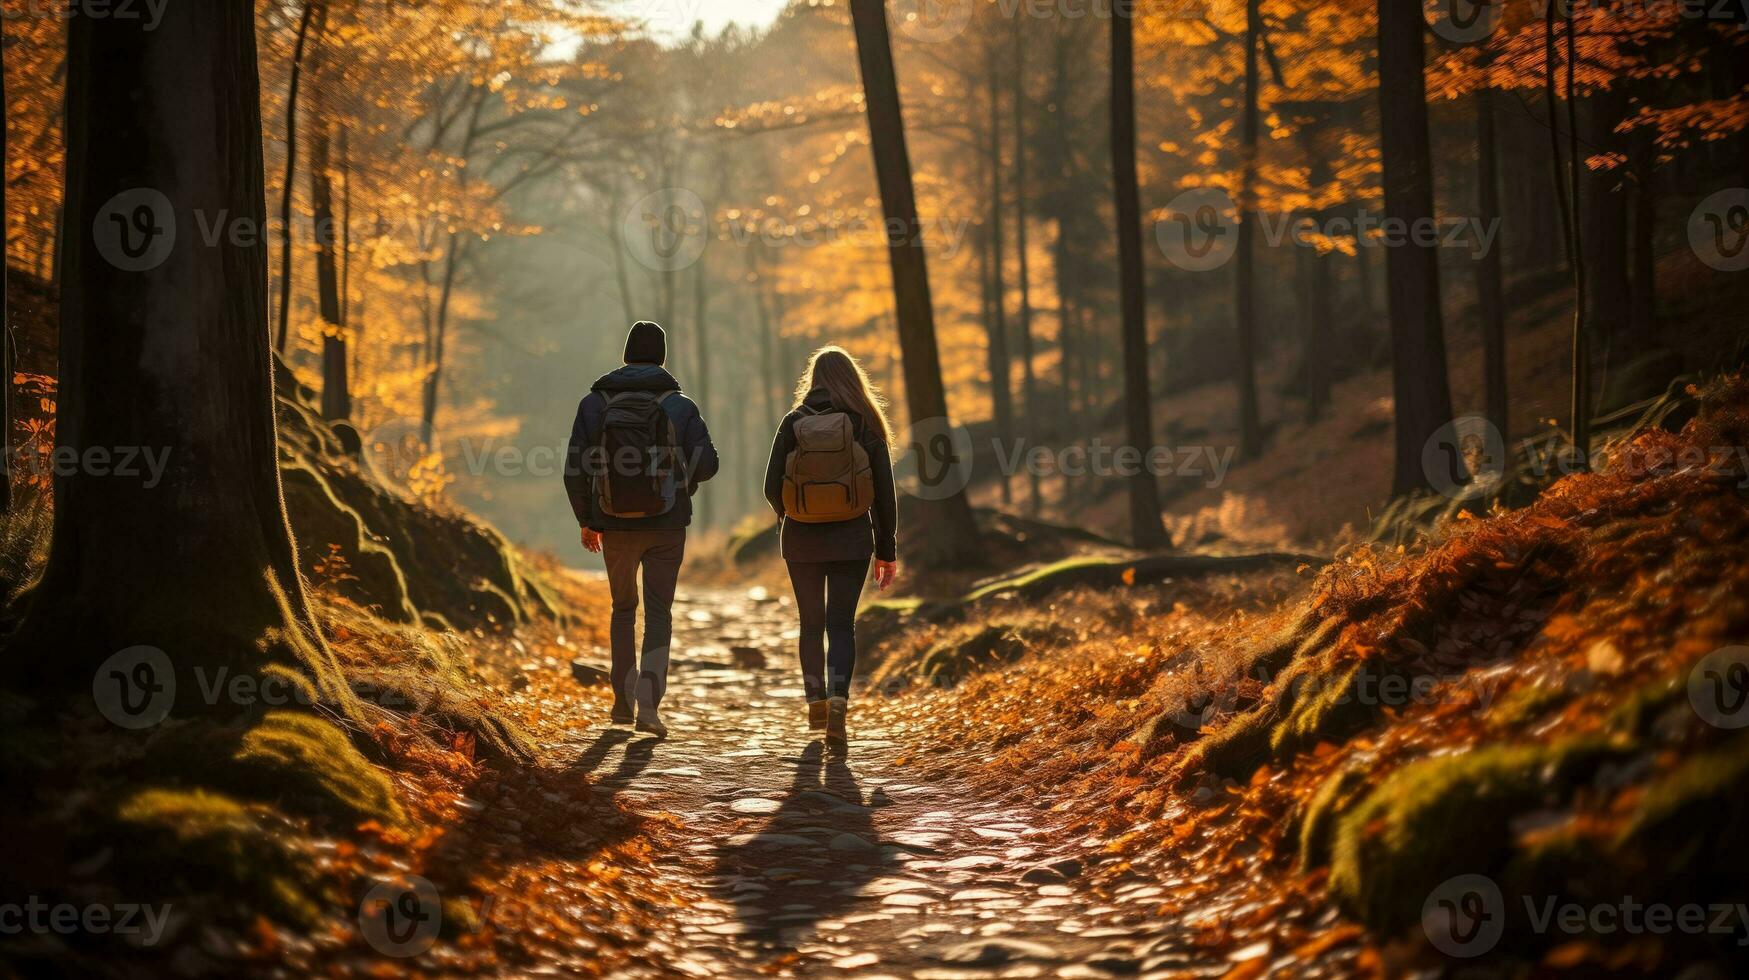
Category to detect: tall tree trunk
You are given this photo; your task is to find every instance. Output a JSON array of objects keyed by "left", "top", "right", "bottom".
[
  {"left": 1475, "top": 84, "right": 1509, "bottom": 440},
  {"left": 274, "top": 0, "right": 317, "bottom": 355},
  {"left": 1355, "top": 239, "right": 1378, "bottom": 325},
  {"left": 748, "top": 244, "right": 779, "bottom": 428},
  {"left": 1013, "top": 21, "right": 1041, "bottom": 517},
  {"left": 2, "top": 18, "right": 10, "bottom": 514},
  {"left": 691, "top": 250, "right": 711, "bottom": 527},
  {"left": 847, "top": 0, "right": 979, "bottom": 564},
  {"left": 1543, "top": 12, "right": 1575, "bottom": 275},
  {"left": 1055, "top": 226, "right": 1078, "bottom": 418},
  {"left": 419, "top": 94, "right": 484, "bottom": 449},
  {"left": 1582, "top": 86, "right": 1630, "bottom": 380},
  {"left": 1293, "top": 107, "right": 1336, "bottom": 422},
  {"left": 420, "top": 236, "right": 461, "bottom": 447},
  {"left": 338, "top": 131, "right": 352, "bottom": 345},
  {"left": 1110, "top": 8, "right": 1169, "bottom": 548},
  {"left": 30, "top": 3, "right": 346, "bottom": 703},
  {"left": 1307, "top": 246, "right": 1334, "bottom": 419},
  {"left": 1377, "top": 0, "right": 1456, "bottom": 497},
  {"left": 1232, "top": 0, "right": 1264, "bottom": 460},
  {"left": 1561, "top": 2, "right": 1590, "bottom": 464},
  {"left": 1054, "top": 226, "right": 1079, "bottom": 507},
  {"left": 1047, "top": 34, "right": 1079, "bottom": 431},
  {"left": 308, "top": 29, "right": 348, "bottom": 423},
  {"left": 984, "top": 53, "right": 1014, "bottom": 506},
  {"left": 1628, "top": 124, "right": 1657, "bottom": 343},
  {"left": 609, "top": 182, "right": 638, "bottom": 323}
]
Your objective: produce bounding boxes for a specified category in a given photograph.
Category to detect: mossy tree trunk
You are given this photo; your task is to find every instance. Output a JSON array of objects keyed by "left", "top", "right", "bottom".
[{"left": 29, "top": 3, "right": 347, "bottom": 707}]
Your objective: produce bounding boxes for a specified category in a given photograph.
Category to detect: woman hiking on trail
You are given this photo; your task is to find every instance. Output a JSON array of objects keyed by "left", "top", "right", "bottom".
[{"left": 763, "top": 346, "right": 899, "bottom": 753}]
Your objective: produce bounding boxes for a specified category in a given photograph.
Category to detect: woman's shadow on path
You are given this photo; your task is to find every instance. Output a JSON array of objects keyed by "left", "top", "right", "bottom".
[{"left": 708, "top": 741, "right": 895, "bottom": 950}]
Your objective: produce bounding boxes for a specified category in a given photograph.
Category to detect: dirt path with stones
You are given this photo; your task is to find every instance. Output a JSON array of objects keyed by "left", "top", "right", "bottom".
[{"left": 554, "top": 585, "right": 1205, "bottom": 978}]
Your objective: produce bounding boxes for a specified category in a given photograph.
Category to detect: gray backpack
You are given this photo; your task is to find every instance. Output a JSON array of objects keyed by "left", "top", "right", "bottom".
[{"left": 595, "top": 390, "right": 681, "bottom": 518}]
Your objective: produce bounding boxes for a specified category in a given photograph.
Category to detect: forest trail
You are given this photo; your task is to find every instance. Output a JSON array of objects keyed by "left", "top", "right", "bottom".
[{"left": 550, "top": 585, "right": 1205, "bottom": 978}]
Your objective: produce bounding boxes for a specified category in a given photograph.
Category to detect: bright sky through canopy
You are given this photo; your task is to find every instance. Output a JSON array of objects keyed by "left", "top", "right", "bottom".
[{"left": 616, "top": 0, "right": 788, "bottom": 42}]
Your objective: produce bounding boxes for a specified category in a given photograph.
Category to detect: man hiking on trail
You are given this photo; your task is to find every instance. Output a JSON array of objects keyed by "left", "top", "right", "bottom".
[{"left": 564, "top": 320, "right": 719, "bottom": 737}]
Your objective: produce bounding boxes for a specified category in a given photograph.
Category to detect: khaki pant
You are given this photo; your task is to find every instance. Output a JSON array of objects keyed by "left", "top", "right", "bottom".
[{"left": 602, "top": 528, "right": 686, "bottom": 711}]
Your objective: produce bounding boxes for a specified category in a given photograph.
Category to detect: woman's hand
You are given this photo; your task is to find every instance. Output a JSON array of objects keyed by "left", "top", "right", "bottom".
[
  {"left": 874, "top": 559, "right": 898, "bottom": 591},
  {"left": 580, "top": 528, "right": 603, "bottom": 554}
]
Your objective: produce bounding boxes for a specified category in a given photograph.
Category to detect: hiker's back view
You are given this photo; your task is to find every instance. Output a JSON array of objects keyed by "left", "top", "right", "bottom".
[
  {"left": 564, "top": 321, "right": 718, "bottom": 737},
  {"left": 763, "top": 346, "right": 899, "bottom": 753}
]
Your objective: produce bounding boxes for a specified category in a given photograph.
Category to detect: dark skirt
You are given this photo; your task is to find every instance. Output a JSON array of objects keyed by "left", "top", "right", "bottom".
[{"left": 779, "top": 513, "right": 875, "bottom": 563}]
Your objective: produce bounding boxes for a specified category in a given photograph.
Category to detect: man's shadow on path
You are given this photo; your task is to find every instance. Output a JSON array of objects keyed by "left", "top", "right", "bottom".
[
  {"left": 709, "top": 741, "right": 895, "bottom": 950},
  {"left": 568, "top": 727, "right": 664, "bottom": 789},
  {"left": 414, "top": 727, "right": 656, "bottom": 903}
]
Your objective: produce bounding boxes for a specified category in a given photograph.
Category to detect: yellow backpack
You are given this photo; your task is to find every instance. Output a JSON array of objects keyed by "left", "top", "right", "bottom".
[{"left": 782, "top": 406, "right": 875, "bottom": 523}]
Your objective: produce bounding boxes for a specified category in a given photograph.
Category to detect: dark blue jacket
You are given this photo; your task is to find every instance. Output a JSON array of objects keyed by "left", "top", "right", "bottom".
[{"left": 564, "top": 364, "right": 718, "bottom": 531}]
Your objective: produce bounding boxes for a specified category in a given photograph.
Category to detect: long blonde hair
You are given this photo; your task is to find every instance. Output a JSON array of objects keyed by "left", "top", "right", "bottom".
[{"left": 793, "top": 346, "right": 893, "bottom": 446}]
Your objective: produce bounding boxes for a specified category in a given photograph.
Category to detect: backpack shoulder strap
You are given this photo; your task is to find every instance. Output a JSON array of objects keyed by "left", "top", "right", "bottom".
[{"left": 657, "top": 391, "right": 679, "bottom": 404}]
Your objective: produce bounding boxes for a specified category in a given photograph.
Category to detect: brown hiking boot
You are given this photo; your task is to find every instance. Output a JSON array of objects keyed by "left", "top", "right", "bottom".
[
  {"left": 825, "top": 697, "right": 848, "bottom": 752},
  {"left": 808, "top": 699, "right": 829, "bottom": 731}
]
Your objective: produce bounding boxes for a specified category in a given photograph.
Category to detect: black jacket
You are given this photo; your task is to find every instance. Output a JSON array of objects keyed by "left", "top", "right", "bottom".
[
  {"left": 564, "top": 364, "right": 718, "bottom": 531},
  {"left": 763, "top": 388, "right": 898, "bottom": 563}
]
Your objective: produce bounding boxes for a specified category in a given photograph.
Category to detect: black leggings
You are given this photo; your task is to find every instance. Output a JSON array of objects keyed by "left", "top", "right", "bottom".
[{"left": 786, "top": 559, "right": 869, "bottom": 701}]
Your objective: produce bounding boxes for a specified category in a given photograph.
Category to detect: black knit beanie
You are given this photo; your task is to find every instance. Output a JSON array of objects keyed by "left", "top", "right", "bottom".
[{"left": 623, "top": 320, "right": 666, "bottom": 366}]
